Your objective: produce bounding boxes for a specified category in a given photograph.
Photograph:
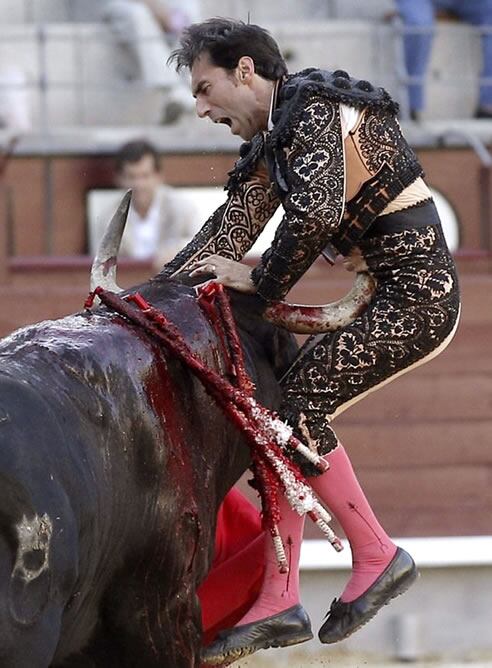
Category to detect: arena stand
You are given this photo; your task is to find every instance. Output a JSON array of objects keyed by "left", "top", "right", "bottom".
[{"left": 0, "top": 1, "right": 492, "bottom": 663}]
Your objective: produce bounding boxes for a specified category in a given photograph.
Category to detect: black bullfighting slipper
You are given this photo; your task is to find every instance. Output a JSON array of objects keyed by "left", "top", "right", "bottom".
[
  {"left": 201, "top": 604, "right": 313, "bottom": 665},
  {"left": 319, "top": 547, "right": 418, "bottom": 644}
]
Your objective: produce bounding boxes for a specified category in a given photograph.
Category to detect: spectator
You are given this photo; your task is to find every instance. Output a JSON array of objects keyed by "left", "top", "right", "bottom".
[
  {"left": 91, "top": 139, "right": 197, "bottom": 267},
  {"left": 68, "top": 0, "right": 200, "bottom": 123},
  {"left": 395, "top": 0, "right": 492, "bottom": 119}
]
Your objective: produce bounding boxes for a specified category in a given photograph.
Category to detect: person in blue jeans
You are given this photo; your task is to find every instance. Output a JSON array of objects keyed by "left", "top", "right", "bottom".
[{"left": 395, "top": 0, "right": 492, "bottom": 119}]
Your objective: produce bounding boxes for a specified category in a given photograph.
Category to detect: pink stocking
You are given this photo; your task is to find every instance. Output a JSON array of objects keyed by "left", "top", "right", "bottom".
[
  {"left": 309, "top": 443, "right": 397, "bottom": 602},
  {"left": 235, "top": 442, "right": 396, "bottom": 625},
  {"left": 235, "top": 494, "right": 304, "bottom": 626}
]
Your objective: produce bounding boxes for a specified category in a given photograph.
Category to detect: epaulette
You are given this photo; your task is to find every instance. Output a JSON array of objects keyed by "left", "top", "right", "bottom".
[{"left": 270, "top": 68, "right": 399, "bottom": 147}]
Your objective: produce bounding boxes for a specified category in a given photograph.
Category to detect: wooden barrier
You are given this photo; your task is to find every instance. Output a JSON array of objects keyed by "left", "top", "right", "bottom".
[{"left": 0, "top": 185, "right": 9, "bottom": 284}]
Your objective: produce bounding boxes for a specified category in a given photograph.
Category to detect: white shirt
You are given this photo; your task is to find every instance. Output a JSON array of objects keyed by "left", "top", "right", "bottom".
[
  {"left": 129, "top": 194, "right": 161, "bottom": 260},
  {"left": 340, "top": 103, "right": 360, "bottom": 138}
]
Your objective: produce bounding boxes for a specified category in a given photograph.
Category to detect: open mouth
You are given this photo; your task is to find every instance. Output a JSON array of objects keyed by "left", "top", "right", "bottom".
[{"left": 215, "top": 117, "right": 232, "bottom": 127}]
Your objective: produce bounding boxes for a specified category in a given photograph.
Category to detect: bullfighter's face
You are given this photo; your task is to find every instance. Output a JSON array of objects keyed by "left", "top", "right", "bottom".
[{"left": 191, "top": 52, "right": 273, "bottom": 141}]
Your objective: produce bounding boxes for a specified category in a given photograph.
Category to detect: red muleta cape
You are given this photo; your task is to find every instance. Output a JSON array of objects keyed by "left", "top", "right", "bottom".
[{"left": 198, "top": 488, "right": 264, "bottom": 650}]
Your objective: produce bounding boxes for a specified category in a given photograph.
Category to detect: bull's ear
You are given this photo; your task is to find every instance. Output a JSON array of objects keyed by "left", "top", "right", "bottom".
[{"left": 90, "top": 189, "right": 132, "bottom": 293}]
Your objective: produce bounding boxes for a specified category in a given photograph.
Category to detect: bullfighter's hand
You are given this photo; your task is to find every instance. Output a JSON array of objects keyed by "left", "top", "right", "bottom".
[{"left": 189, "top": 254, "right": 257, "bottom": 294}]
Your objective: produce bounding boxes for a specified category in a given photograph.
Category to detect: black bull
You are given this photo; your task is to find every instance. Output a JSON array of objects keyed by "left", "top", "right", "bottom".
[{"left": 0, "top": 276, "right": 297, "bottom": 667}]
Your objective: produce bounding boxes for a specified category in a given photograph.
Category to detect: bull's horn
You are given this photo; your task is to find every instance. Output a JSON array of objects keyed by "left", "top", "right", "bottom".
[
  {"left": 90, "top": 190, "right": 132, "bottom": 292},
  {"left": 264, "top": 272, "right": 376, "bottom": 334}
]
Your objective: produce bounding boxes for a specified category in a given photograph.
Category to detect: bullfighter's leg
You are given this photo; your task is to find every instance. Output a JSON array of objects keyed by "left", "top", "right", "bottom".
[
  {"left": 309, "top": 444, "right": 416, "bottom": 642},
  {"left": 201, "top": 447, "right": 404, "bottom": 666},
  {"left": 202, "top": 225, "right": 460, "bottom": 663},
  {"left": 222, "top": 493, "right": 307, "bottom": 627}
]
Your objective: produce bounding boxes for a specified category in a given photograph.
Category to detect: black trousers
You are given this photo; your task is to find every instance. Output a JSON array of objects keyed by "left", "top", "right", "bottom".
[{"left": 280, "top": 202, "right": 461, "bottom": 474}]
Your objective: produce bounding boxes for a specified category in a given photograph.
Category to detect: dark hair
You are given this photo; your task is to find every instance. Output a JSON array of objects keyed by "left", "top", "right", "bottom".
[
  {"left": 115, "top": 139, "right": 160, "bottom": 173},
  {"left": 168, "top": 17, "right": 287, "bottom": 81}
]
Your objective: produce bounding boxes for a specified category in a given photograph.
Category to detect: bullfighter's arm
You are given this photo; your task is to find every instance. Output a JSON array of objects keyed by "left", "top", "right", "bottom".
[
  {"left": 251, "top": 96, "right": 346, "bottom": 302},
  {"left": 160, "top": 160, "right": 280, "bottom": 278}
]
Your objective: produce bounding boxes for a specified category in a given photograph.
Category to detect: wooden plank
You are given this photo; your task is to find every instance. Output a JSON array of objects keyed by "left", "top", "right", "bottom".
[
  {"left": 336, "top": 421, "right": 492, "bottom": 468},
  {"left": 0, "top": 264, "right": 151, "bottom": 336},
  {"left": 355, "top": 465, "right": 492, "bottom": 510},
  {"left": 4, "top": 158, "right": 45, "bottom": 255},
  {"left": 377, "top": 506, "right": 492, "bottom": 537},
  {"left": 162, "top": 154, "right": 235, "bottom": 187},
  {"left": 0, "top": 186, "right": 7, "bottom": 283},
  {"left": 426, "top": 325, "right": 492, "bottom": 374},
  {"left": 239, "top": 464, "right": 492, "bottom": 538},
  {"left": 303, "top": 504, "right": 492, "bottom": 538},
  {"left": 52, "top": 157, "right": 112, "bottom": 255},
  {"left": 336, "top": 373, "right": 492, "bottom": 423}
]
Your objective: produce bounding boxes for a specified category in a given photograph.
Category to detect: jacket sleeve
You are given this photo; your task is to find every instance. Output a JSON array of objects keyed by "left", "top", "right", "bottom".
[
  {"left": 160, "top": 160, "right": 280, "bottom": 278},
  {"left": 251, "top": 97, "right": 346, "bottom": 302}
]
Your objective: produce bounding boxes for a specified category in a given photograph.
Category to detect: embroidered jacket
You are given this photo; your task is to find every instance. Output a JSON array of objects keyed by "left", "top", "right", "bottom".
[{"left": 161, "top": 68, "right": 426, "bottom": 302}]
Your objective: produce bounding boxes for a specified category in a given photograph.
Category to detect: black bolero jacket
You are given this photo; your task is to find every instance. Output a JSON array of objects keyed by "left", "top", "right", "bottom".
[{"left": 161, "top": 69, "right": 423, "bottom": 302}]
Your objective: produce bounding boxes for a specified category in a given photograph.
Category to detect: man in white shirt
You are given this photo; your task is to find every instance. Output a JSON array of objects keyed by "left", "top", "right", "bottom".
[{"left": 92, "top": 139, "right": 197, "bottom": 268}]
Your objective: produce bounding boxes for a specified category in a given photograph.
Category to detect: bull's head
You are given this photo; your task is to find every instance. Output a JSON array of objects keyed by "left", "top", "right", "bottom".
[{"left": 91, "top": 190, "right": 376, "bottom": 333}]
